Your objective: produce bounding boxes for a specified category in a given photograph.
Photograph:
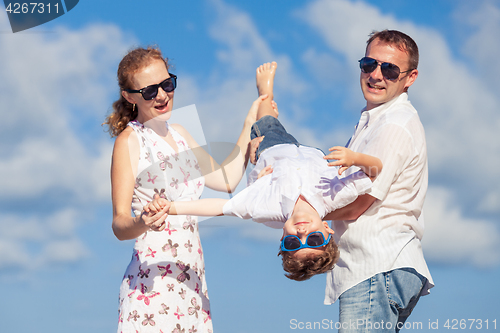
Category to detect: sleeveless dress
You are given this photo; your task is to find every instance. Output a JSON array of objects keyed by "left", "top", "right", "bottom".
[{"left": 117, "top": 120, "right": 213, "bottom": 333}]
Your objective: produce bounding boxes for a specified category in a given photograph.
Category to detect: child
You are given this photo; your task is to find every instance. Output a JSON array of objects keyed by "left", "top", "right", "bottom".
[{"left": 145, "top": 62, "right": 382, "bottom": 281}]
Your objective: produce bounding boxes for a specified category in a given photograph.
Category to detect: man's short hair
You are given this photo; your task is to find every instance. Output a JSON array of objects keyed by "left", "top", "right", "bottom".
[
  {"left": 366, "top": 29, "right": 419, "bottom": 71},
  {"left": 278, "top": 238, "right": 339, "bottom": 281}
]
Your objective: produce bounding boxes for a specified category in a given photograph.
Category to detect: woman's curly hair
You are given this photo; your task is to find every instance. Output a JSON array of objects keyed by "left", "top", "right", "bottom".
[{"left": 103, "top": 46, "right": 170, "bottom": 137}]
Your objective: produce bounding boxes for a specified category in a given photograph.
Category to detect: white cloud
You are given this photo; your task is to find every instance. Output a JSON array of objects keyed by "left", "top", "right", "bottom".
[
  {"left": 412, "top": 6, "right": 500, "bottom": 213},
  {"left": 208, "top": 0, "right": 274, "bottom": 73},
  {"left": 0, "top": 208, "right": 89, "bottom": 269},
  {"left": 422, "top": 186, "right": 500, "bottom": 267},
  {"left": 0, "top": 15, "right": 133, "bottom": 270},
  {"left": 478, "top": 190, "right": 500, "bottom": 213},
  {"left": 299, "top": 0, "right": 393, "bottom": 58},
  {"left": 0, "top": 18, "right": 131, "bottom": 204},
  {"left": 458, "top": 0, "right": 500, "bottom": 84},
  {"left": 301, "top": 48, "right": 347, "bottom": 89}
]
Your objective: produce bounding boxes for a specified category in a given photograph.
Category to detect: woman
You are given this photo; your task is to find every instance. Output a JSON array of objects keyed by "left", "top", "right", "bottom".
[{"left": 104, "top": 47, "right": 264, "bottom": 332}]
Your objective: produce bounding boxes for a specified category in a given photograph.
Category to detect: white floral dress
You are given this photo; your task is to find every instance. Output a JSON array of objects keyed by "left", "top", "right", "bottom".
[{"left": 117, "top": 120, "right": 213, "bottom": 333}]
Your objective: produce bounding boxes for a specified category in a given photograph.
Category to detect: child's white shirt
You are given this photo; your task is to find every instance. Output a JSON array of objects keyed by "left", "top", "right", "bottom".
[{"left": 222, "top": 144, "right": 372, "bottom": 228}]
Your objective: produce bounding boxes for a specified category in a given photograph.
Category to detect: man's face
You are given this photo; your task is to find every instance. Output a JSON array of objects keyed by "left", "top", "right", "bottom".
[{"left": 360, "top": 38, "right": 418, "bottom": 110}]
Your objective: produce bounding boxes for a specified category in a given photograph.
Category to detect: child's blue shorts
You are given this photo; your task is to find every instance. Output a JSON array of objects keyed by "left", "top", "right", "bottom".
[{"left": 250, "top": 115, "right": 300, "bottom": 160}]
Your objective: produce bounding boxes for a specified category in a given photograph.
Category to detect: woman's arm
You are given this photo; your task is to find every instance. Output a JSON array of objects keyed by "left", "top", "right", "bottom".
[
  {"left": 110, "top": 129, "right": 169, "bottom": 240},
  {"left": 172, "top": 96, "right": 266, "bottom": 192}
]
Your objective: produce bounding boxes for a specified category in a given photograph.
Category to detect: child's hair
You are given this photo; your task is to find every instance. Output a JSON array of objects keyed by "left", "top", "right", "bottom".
[
  {"left": 103, "top": 46, "right": 170, "bottom": 137},
  {"left": 278, "top": 238, "right": 339, "bottom": 281}
]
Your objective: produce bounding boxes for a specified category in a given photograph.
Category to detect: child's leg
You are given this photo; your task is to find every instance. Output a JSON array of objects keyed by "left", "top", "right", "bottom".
[
  {"left": 256, "top": 62, "right": 278, "bottom": 120},
  {"left": 251, "top": 61, "right": 299, "bottom": 160}
]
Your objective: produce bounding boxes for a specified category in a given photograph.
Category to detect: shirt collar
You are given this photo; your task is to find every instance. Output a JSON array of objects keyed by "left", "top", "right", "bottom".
[{"left": 361, "top": 92, "right": 408, "bottom": 127}]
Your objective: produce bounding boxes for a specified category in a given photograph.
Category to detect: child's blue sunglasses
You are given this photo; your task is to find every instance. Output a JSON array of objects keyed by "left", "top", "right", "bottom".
[{"left": 281, "top": 231, "right": 331, "bottom": 252}]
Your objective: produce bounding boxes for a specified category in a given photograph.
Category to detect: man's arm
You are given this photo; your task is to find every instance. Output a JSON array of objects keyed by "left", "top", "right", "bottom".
[{"left": 323, "top": 194, "right": 376, "bottom": 221}]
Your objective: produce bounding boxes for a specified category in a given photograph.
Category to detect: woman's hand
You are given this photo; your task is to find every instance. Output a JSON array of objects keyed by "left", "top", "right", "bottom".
[
  {"left": 271, "top": 100, "right": 278, "bottom": 116},
  {"left": 245, "top": 94, "right": 269, "bottom": 125},
  {"left": 140, "top": 194, "right": 171, "bottom": 231}
]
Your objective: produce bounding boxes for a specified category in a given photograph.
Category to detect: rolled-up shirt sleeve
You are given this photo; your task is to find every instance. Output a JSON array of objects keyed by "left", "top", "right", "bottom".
[{"left": 360, "top": 123, "right": 413, "bottom": 201}]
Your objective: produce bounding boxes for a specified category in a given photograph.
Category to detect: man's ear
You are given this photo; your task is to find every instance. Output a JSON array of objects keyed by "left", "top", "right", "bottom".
[{"left": 404, "top": 69, "right": 418, "bottom": 91}]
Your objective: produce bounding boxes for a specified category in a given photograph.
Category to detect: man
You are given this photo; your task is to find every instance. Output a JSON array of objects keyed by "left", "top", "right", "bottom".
[{"left": 321, "top": 30, "right": 434, "bottom": 332}]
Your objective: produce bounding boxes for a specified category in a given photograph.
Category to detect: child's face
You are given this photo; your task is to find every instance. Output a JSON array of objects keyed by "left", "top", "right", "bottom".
[{"left": 282, "top": 197, "right": 334, "bottom": 259}]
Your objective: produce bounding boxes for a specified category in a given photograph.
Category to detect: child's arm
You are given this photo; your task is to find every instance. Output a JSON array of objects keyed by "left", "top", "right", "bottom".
[
  {"left": 324, "top": 146, "right": 382, "bottom": 178},
  {"left": 170, "top": 198, "right": 228, "bottom": 217},
  {"left": 147, "top": 195, "right": 228, "bottom": 217}
]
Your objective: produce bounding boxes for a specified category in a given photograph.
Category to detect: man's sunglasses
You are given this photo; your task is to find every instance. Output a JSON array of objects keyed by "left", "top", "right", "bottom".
[
  {"left": 281, "top": 231, "right": 331, "bottom": 252},
  {"left": 124, "top": 74, "right": 177, "bottom": 100},
  {"left": 359, "top": 57, "right": 414, "bottom": 81}
]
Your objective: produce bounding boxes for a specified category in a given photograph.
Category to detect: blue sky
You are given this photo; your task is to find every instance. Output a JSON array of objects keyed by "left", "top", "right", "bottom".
[{"left": 1, "top": 0, "right": 499, "bottom": 332}]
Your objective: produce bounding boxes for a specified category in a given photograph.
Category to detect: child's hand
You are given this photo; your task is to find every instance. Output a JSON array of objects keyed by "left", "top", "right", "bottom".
[
  {"left": 140, "top": 194, "right": 171, "bottom": 231},
  {"left": 143, "top": 193, "right": 169, "bottom": 212},
  {"left": 324, "top": 146, "right": 357, "bottom": 175},
  {"left": 257, "top": 165, "right": 273, "bottom": 179}
]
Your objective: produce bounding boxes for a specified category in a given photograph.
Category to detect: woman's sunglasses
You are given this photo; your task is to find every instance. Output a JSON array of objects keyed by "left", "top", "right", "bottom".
[
  {"left": 281, "top": 231, "right": 331, "bottom": 252},
  {"left": 359, "top": 57, "right": 414, "bottom": 81},
  {"left": 125, "top": 74, "right": 177, "bottom": 100}
]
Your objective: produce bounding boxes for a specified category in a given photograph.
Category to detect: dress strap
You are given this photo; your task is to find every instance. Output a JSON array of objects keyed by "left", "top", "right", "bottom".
[{"left": 167, "top": 123, "right": 190, "bottom": 152}]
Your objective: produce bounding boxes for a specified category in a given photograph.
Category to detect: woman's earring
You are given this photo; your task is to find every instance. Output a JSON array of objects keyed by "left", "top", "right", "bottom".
[{"left": 133, "top": 104, "right": 136, "bottom": 112}]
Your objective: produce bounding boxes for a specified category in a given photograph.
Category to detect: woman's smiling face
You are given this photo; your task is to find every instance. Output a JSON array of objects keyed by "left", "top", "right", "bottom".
[{"left": 122, "top": 59, "right": 174, "bottom": 123}]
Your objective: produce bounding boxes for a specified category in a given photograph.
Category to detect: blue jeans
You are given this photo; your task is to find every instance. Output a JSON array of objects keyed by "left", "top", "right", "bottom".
[
  {"left": 338, "top": 268, "right": 427, "bottom": 333},
  {"left": 251, "top": 115, "right": 299, "bottom": 160}
]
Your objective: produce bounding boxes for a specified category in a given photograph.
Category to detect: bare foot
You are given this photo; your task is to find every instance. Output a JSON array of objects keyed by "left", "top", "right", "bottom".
[{"left": 256, "top": 62, "right": 277, "bottom": 100}]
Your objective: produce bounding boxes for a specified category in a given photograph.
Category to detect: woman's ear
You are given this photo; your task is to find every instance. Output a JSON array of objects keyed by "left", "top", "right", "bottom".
[{"left": 122, "top": 90, "right": 136, "bottom": 105}]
